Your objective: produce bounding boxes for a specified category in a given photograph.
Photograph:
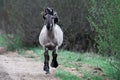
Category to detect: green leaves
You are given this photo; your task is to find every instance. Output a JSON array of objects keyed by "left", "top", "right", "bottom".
[{"left": 88, "top": 0, "right": 120, "bottom": 56}]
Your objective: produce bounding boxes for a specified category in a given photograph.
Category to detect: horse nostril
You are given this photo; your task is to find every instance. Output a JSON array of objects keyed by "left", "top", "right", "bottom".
[
  {"left": 47, "top": 25, "right": 50, "bottom": 30},
  {"left": 46, "top": 23, "right": 53, "bottom": 30}
]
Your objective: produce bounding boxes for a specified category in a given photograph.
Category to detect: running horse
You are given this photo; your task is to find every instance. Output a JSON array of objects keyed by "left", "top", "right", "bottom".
[{"left": 39, "top": 7, "right": 63, "bottom": 74}]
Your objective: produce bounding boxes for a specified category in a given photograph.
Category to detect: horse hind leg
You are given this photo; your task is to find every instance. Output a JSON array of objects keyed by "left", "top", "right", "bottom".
[
  {"left": 51, "top": 48, "right": 58, "bottom": 68},
  {"left": 44, "top": 48, "right": 50, "bottom": 74}
]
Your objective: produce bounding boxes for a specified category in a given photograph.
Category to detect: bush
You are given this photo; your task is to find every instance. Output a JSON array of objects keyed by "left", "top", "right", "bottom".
[
  {"left": 2, "top": 34, "right": 23, "bottom": 50},
  {"left": 0, "top": 0, "right": 97, "bottom": 52},
  {"left": 88, "top": 0, "right": 120, "bottom": 57}
]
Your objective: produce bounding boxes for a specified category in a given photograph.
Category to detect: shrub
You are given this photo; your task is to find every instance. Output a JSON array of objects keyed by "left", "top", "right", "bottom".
[
  {"left": 2, "top": 34, "right": 23, "bottom": 50},
  {"left": 88, "top": 0, "right": 120, "bottom": 57}
]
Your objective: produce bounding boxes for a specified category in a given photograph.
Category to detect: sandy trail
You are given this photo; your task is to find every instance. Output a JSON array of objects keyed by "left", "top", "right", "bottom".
[{"left": 0, "top": 51, "right": 59, "bottom": 80}]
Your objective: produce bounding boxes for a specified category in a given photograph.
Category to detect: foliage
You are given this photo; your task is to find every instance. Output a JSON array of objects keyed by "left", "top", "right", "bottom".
[
  {"left": 0, "top": 34, "right": 5, "bottom": 47},
  {"left": 88, "top": 1, "right": 120, "bottom": 77},
  {"left": 88, "top": 0, "right": 120, "bottom": 57},
  {"left": 0, "top": 0, "right": 96, "bottom": 52},
  {"left": 1, "top": 34, "right": 23, "bottom": 50},
  {"left": 0, "top": 0, "right": 120, "bottom": 53}
]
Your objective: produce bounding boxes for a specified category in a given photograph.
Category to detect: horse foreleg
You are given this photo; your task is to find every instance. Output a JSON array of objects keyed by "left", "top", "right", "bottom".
[
  {"left": 51, "top": 47, "right": 58, "bottom": 68},
  {"left": 44, "top": 48, "right": 50, "bottom": 74}
]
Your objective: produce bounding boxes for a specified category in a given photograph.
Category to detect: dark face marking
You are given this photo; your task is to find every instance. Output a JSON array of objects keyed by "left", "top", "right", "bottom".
[{"left": 45, "top": 14, "right": 54, "bottom": 31}]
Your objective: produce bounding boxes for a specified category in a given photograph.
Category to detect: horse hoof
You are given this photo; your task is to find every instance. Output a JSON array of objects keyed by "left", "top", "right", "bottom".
[
  {"left": 51, "top": 60, "right": 58, "bottom": 68},
  {"left": 43, "top": 65, "right": 49, "bottom": 72}
]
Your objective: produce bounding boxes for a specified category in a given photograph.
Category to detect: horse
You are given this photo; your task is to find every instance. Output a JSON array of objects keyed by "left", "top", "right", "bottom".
[{"left": 39, "top": 7, "right": 63, "bottom": 74}]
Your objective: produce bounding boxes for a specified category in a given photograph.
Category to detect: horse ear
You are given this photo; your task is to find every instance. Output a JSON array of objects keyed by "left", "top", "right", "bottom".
[
  {"left": 54, "top": 17, "right": 58, "bottom": 23},
  {"left": 54, "top": 12, "right": 57, "bottom": 16},
  {"left": 53, "top": 12, "right": 59, "bottom": 23}
]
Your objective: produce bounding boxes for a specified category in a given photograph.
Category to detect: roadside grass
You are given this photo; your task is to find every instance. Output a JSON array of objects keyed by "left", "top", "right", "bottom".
[
  {"left": 55, "top": 68, "right": 80, "bottom": 80},
  {"left": 32, "top": 47, "right": 120, "bottom": 80}
]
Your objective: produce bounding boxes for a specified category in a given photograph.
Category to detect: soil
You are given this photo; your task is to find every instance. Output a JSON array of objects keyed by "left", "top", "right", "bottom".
[{"left": 0, "top": 50, "right": 59, "bottom": 80}]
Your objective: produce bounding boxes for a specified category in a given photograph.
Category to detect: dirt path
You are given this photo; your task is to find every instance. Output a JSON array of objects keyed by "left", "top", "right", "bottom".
[{"left": 0, "top": 51, "right": 59, "bottom": 80}]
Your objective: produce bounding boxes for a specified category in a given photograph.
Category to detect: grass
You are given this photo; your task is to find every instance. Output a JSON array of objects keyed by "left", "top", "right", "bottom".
[
  {"left": 32, "top": 47, "right": 120, "bottom": 80},
  {"left": 55, "top": 68, "right": 80, "bottom": 80}
]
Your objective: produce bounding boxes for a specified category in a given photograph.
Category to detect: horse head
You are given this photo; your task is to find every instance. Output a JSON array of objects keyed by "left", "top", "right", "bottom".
[{"left": 44, "top": 7, "right": 57, "bottom": 31}]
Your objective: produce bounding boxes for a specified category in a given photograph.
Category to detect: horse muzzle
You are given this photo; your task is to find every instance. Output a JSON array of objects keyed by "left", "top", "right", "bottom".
[{"left": 46, "top": 24, "right": 53, "bottom": 31}]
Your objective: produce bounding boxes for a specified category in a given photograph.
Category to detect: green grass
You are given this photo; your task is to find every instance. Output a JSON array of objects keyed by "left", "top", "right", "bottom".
[
  {"left": 82, "top": 72, "right": 104, "bottom": 80},
  {"left": 32, "top": 47, "right": 120, "bottom": 80},
  {"left": 55, "top": 68, "right": 80, "bottom": 80}
]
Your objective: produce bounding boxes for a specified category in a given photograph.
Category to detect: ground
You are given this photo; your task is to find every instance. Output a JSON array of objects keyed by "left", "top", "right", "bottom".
[
  {"left": 0, "top": 47, "right": 108, "bottom": 80},
  {"left": 0, "top": 50, "right": 59, "bottom": 80}
]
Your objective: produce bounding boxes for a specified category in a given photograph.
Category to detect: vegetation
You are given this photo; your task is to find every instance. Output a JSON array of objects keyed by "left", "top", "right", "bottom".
[
  {"left": 88, "top": 0, "right": 120, "bottom": 57},
  {"left": 0, "top": 0, "right": 120, "bottom": 80},
  {"left": 0, "top": 34, "right": 22, "bottom": 50},
  {"left": 55, "top": 68, "right": 80, "bottom": 80},
  {"left": 87, "top": 1, "right": 120, "bottom": 75},
  {"left": 0, "top": 0, "right": 95, "bottom": 52},
  {"left": 1, "top": 0, "right": 120, "bottom": 55},
  {"left": 32, "top": 47, "right": 120, "bottom": 80},
  {"left": 0, "top": 35, "right": 5, "bottom": 47}
]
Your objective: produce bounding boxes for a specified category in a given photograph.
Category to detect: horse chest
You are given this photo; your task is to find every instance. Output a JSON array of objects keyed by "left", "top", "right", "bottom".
[
  {"left": 43, "top": 34, "right": 58, "bottom": 50},
  {"left": 47, "top": 35, "right": 57, "bottom": 43},
  {"left": 43, "top": 33, "right": 57, "bottom": 44},
  {"left": 39, "top": 24, "right": 63, "bottom": 48}
]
